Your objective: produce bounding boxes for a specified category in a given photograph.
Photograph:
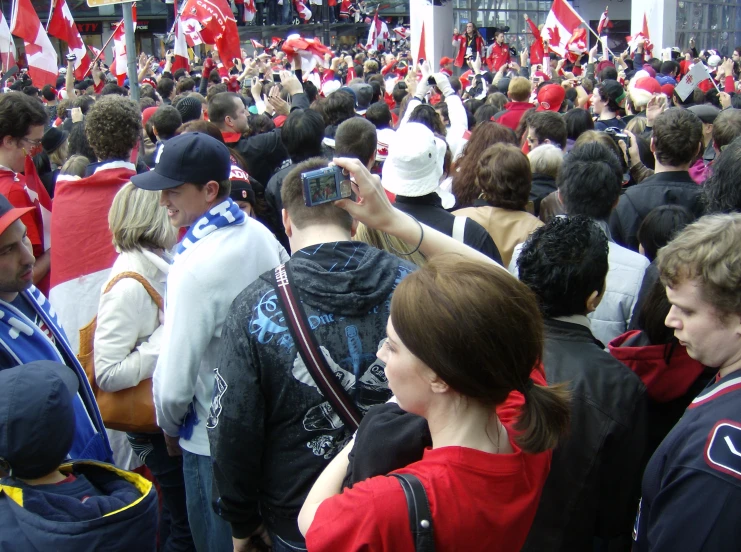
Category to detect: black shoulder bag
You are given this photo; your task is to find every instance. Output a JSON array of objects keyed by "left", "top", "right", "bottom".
[{"left": 391, "top": 473, "right": 435, "bottom": 552}]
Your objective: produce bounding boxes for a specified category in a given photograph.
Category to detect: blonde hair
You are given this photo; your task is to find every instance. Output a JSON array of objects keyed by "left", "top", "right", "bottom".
[
  {"left": 354, "top": 223, "right": 427, "bottom": 267},
  {"left": 658, "top": 213, "right": 741, "bottom": 318},
  {"left": 528, "top": 144, "right": 564, "bottom": 179},
  {"left": 626, "top": 116, "right": 647, "bottom": 136},
  {"left": 49, "top": 140, "right": 69, "bottom": 167},
  {"left": 508, "top": 77, "right": 532, "bottom": 102},
  {"left": 108, "top": 182, "right": 178, "bottom": 253},
  {"left": 59, "top": 154, "right": 90, "bottom": 178}
]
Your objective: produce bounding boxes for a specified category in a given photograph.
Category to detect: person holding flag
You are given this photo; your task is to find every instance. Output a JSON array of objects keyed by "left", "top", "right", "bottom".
[
  {"left": 453, "top": 22, "right": 485, "bottom": 70},
  {"left": 47, "top": 0, "right": 91, "bottom": 81}
]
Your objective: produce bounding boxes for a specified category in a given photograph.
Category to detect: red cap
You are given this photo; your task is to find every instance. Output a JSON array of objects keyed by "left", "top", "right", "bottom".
[
  {"left": 0, "top": 195, "right": 34, "bottom": 237},
  {"left": 142, "top": 106, "right": 158, "bottom": 126},
  {"left": 661, "top": 83, "right": 675, "bottom": 97},
  {"left": 536, "top": 84, "right": 565, "bottom": 112},
  {"left": 635, "top": 77, "right": 661, "bottom": 95},
  {"left": 439, "top": 56, "right": 453, "bottom": 66}
]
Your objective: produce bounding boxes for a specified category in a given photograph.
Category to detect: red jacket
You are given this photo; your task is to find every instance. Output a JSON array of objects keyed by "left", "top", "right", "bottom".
[
  {"left": 453, "top": 33, "right": 484, "bottom": 68},
  {"left": 487, "top": 42, "right": 511, "bottom": 72},
  {"left": 494, "top": 101, "right": 535, "bottom": 131}
]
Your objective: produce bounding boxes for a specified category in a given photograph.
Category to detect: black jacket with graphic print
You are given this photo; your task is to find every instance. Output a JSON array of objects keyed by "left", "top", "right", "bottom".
[{"left": 207, "top": 241, "right": 415, "bottom": 543}]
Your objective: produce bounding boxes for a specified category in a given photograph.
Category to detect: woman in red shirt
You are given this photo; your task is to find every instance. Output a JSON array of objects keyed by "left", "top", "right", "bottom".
[{"left": 298, "top": 256, "right": 570, "bottom": 552}]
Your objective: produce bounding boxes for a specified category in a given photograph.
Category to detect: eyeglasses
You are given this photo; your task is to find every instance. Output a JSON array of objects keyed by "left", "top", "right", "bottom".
[{"left": 19, "top": 136, "right": 43, "bottom": 148}]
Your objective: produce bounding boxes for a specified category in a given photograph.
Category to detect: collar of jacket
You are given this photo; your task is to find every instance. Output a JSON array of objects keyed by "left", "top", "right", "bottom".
[
  {"left": 221, "top": 131, "right": 242, "bottom": 144},
  {"left": 395, "top": 193, "right": 442, "bottom": 207},
  {"left": 642, "top": 170, "right": 695, "bottom": 184},
  {"left": 544, "top": 317, "right": 605, "bottom": 349}
]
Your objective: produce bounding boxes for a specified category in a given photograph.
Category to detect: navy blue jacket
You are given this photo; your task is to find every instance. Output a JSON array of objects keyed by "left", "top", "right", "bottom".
[
  {"left": 634, "top": 370, "right": 741, "bottom": 551},
  {"left": 0, "top": 461, "right": 158, "bottom": 551}
]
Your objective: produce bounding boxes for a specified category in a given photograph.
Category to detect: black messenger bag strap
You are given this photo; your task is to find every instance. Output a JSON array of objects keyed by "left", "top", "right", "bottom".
[
  {"left": 271, "top": 263, "right": 363, "bottom": 431},
  {"left": 391, "top": 473, "right": 435, "bottom": 552}
]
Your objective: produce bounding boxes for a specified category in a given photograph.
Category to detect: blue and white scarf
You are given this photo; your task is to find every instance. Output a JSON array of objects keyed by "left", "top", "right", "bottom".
[
  {"left": 0, "top": 287, "right": 113, "bottom": 463},
  {"left": 176, "top": 198, "right": 245, "bottom": 257}
]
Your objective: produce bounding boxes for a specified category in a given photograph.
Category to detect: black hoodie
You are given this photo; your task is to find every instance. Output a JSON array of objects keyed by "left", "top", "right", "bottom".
[{"left": 208, "top": 241, "right": 415, "bottom": 543}]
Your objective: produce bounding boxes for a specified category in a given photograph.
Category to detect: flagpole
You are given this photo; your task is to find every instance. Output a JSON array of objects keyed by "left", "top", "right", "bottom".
[
  {"left": 7, "top": 0, "right": 17, "bottom": 73},
  {"left": 81, "top": 22, "right": 120, "bottom": 78},
  {"left": 46, "top": 0, "right": 55, "bottom": 32}
]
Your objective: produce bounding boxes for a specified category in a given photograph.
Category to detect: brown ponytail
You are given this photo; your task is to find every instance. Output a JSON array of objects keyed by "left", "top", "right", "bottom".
[{"left": 391, "top": 255, "right": 570, "bottom": 454}]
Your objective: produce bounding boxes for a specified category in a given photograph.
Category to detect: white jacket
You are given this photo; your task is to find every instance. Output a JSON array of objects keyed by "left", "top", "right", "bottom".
[
  {"left": 94, "top": 249, "right": 170, "bottom": 393},
  {"left": 154, "top": 218, "right": 289, "bottom": 456},
  {"left": 509, "top": 220, "right": 649, "bottom": 346}
]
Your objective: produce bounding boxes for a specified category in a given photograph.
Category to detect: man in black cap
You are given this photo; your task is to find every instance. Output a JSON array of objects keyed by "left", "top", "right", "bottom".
[
  {"left": 0, "top": 361, "right": 158, "bottom": 551},
  {"left": 131, "top": 132, "right": 288, "bottom": 552},
  {"left": 0, "top": 194, "right": 112, "bottom": 464}
]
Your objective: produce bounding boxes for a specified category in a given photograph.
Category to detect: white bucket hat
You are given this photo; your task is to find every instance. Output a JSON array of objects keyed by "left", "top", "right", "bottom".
[{"left": 381, "top": 122, "right": 454, "bottom": 208}]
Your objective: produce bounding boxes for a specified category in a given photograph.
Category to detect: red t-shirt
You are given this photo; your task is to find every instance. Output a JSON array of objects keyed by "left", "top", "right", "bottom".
[
  {"left": 307, "top": 424, "right": 550, "bottom": 551},
  {"left": 0, "top": 170, "right": 43, "bottom": 251}
]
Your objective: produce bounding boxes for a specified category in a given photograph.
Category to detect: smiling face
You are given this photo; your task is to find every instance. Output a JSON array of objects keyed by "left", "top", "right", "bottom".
[
  {"left": 377, "top": 319, "right": 438, "bottom": 415},
  {"left": 0, "top": 220, "right": 36, "bottom": 302},
  {"left": 1, "top": 124, "right": 44, "bottom": 174},
  {"left": 665, "top": 279, "right": 741, "bottom": 371},
  {"left": 159, "top": 183, "right": 212, "bottom": 228}
]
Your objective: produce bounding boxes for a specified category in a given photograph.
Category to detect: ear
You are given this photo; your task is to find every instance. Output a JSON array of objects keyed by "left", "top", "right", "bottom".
[
  {"left": 350, "top": 218, "right": 359, "bottom": 238},
  {"left": 428, "top": 372, "right": 450, "bottom": 395},
  {"left": 204, "top": 180, "right": 221, "bottom": 203},
  {"left": 650, "top": 135, "right": 656, "bottom": 153},
  {"left": 694, "top": 140, "right": 702, "bottom": 157},
  {"left": 367, "top": 150, "right": 376, "bottom": 171},
  {"left": 585, "top": 289, "right": 603, "bottom": 314},
  {"left": 282, "top": 208, "right": 293, "bottom": 238},
  {"left": 1, "top": 135, "right": 16, "bottom": 148}
]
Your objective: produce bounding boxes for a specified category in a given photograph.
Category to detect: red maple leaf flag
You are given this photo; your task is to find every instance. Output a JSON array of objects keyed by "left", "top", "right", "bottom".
[
  {"left": 24, "top": 154, "right": 52, "bottom": 252},
  {"left": 172, "top": 17, "right": 190, "bottom": 73},
  {"left": 47, "top": 0, "right": 91, "bottom": 80},
  {"left": 597, "top": 7, "right": 612, "bottom": 35},
  {"left": 0, "top": 12, "right": 16, "bottom": 71},
  {"left": 542, "top": 0, "right": 584, "bottom": 58},
  {"left": 180, "top": 0, "right": 241, "bottom": 69},
  {"left": 10, "top": 0, "right": 58, "bottom": 87}
]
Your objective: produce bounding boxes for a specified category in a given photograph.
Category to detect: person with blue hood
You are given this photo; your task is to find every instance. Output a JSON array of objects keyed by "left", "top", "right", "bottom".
[{"left": 0, "top": 360, "right": 158, "bottom": 551}]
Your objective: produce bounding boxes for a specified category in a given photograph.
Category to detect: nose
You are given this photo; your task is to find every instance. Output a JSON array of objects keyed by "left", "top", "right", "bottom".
[
  {"left": 665, "top": 305, "right": 681, "bottom": 330},
  {"left": 21, "top": 239, "right": 35, "bottom": 266}
]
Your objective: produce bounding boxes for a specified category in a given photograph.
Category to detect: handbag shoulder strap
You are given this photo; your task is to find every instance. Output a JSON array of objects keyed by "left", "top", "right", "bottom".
[
  {"left": 271, "top": 263, "right": 363, "bottom": 431},
  {"left": 391, "top": 473, "right": 435, "bottom": 552},
  {"left": 452, "top": 216, "right": 466, "bottom": 243},
  {"left": 103, "top": 271, "right": 164, "bottom": 311}
]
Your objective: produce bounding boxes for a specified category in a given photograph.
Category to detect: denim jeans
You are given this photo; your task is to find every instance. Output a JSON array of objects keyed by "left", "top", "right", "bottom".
[
  {"left": 280, "top": 0, "right": 292, "bottom": 24},
  {"left": 269, "top": 531, "right": 307, "bottom": 552},
  {"left": 127, "top": 432, "right": 196, "bottom": 552},
  {"left": 182, "top": 450, "right": 233, "bottom": 552}
]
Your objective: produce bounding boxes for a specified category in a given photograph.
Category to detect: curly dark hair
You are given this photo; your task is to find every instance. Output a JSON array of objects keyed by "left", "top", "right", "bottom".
[
  {"left": 704, "top": 137, "right": 741, "bottom": 215},
  {"left": 85, "top": 95, "right": 142, "bottom": 161},
  {"left": 517, "top": 215, "right": 609, "bottom": 318},
  {"left": 452, "top": 122, "right": 517, "bottom": 208}
]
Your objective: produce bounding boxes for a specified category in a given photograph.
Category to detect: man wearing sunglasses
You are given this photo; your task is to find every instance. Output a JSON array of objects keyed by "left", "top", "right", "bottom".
[{"left": 0, "top": 92, "right": 50, "bottom": 291}]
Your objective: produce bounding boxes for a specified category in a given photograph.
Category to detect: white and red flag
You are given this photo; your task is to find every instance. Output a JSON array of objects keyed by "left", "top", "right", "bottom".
[
  {"left": 0, "top": 12, "right": 16, "bottom": 72},
  {"left": 47, "top": 0, "right": 91, "bottom": 80},
  {"left": 172, "top": 17, "right": 190, "bottom": 72},
  {"left": 88, "top": 44, "right": 105, "bottom": 62},
  {"left": 10, "top": 0, "right": 58, "bottom": 87},
  {"left": 627, "top": 13, "right": 652, "bottom": 56},
  {"left": 50, "top": 161, "right": 137, "bottom": 353},
  {"left": 282, "top": 34, "right": 331, "bottom": 73},
  {"left": 542, "top": 0, "right": 584, "bottom": 58},
  {"left": 294, "top": 0, "right": 312, "bottom": 22},
  {"left": 392, "top": 26, "right": 408, "bottom": 40},
  {"left": 250, "top": 38, "right": 264, "bottom": 49},
  {"left": 23, "top": 155, "right": 52, "bottom": 253},
  {"left": 180, "top": 0, "right": 241, "bottom": 69},
  {"left": 365, "top": 11, "right": 388, "bottom": 50},
  {"left": 243, "top": 0, "right": 256, "bottom": 22},
  {"left": 596, "top": 6, "right": 612, "bottom": 35}
]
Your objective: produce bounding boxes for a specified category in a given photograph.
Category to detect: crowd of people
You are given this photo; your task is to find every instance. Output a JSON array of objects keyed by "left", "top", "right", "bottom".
[{"left": 1, "top": 23, "right": 741, "bottom": 552}]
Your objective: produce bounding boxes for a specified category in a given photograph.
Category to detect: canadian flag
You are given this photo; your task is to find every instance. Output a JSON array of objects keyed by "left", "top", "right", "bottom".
[
  {"left": 181, "top": 0, "right": 240, "bottom": 69},
  {"left": 244, "top": 0, "right": 256, "bottom": 22},
  {"left": 171, "top": 18, "right": 189, "bottom": 73},
  {"left": 542, "top": 0, "right": 584, "bottom": 58},
  {"left": 294, "top": 0, "right": 312, "bottom": 22},
  {"left": 88, "top": 44, "right": 105, "bottom": 62},
  {"left": 48, "top": 0, "right": 91, "bottom": 81},
  {"left": 24, "top": 155, "right": 52, "bottom": 252},
  {"left": 10, "top": 0, "right": 58, "bottom": 87},
  {"left": 392, "top": 26, "right": 408, "bottom": 40},
  {"left": 627, "top": 14, "right": 652, "bottom": 56},
  {"left": 366, "top": 11, "right": 388, "bottom": 50},
  {"left": 250, "top": 39, "right": 264, "bottom": 49},
  {"left": 596, "top": 7, "right": 612, "bottom": 36},
  {"left": 0, "top": 12, "right": 16, "bottom": 72}
]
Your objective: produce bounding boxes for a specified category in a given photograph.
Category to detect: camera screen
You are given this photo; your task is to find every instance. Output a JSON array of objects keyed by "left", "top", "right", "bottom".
[{"left": 308, "top": 173, "right": 340, "bottom": 203}]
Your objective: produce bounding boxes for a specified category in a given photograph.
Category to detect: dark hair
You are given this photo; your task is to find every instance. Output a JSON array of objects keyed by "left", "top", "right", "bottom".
[
  {"left": 173, "top": 68, "right": 187, "bottom": 81},
  {"left": 365, "top": 101, "right": 393, "bottom": 129},
  {"left": 244, "top": 113, "right": 274, "bottom": 138},
  {"left": 335, "top": 117, "right": 377, "bottom": 167},
  {"left": 475, "top": 143, "right": 532, "bottom": 210},
  {"left": 464, "top": 98, "right": 484, "bottom": 117},
  {"left": 73, "top": 94, "right": 95, "bottom": 115},
  {"left": 100, "top": 83, "right": 128, "bottom": 96},
  {"left": 660, "top": 60, "right": 679, "bottom": 76},
  {"left": 558, "top": 142, "right": 622, "bottom": 220},
  {"left": 433, "top": 101, "right": 449, "bottom": 125},
  {"left": 486, "top": 92, "right": 508, "bottom": 112},
  {"left": 176, "top": 119, "right": 224, "bottom": 142},
  {"left": 175, "top": 77, "right": 196, "bottom": 95},
  {"left": 207, "top": 92, "right": 241, "bottom": 125},
  {"left": 281, "top": 109, "right": 325, "bottom": 161},
  {"left": 563, "top": 108, "right": 594, "bottom": 141},
  {"left": 139, "top": 97, "right": 156, "bottom": 111},
  {"left": 324, "top": 90, "right": 356, "bottom": 127},
  {"left": 392, "top": 81, "right": 408, "bottom": 105},
  {"left": 391, "top": 255, "right": 570, "bottom": 454},
  {"left": 652, "top": 108, "right": 703, "bottom": 168},
  {"left": 648, "top": 58, "right": 662, "bottom": 74},
  {"left": 281, "top": 157, "right": 354, "bottom": 231},
  {"left": 596, "top": 81, "right": 625, "bottom": 115},
  {"left": 0, "top": 92, "right": 48, "bottom": 140},
  {"left": 408, "top": 104, "right": 447, "bottom": 136},
  {"left": 712, "top": 108, "right": 741, "bottom": 150},
  {"left": 473, "top": 104, "right": 499, "bottom": 126},
  {"left": 85, "top": 95, "right": 141, "bottom": 161},
  {"left": 149, "top": 105, "right": 183, "bottom": 141},
  {"left": 140, "top": 84, "right": 158, "bottom": 103},
  {"left": 451, "top": 121, "right": 518, "bottom": 208},
  {"left": 635, "top": 278, "right": 676, "bottom": 345},
  {"left": 68, "top": 121, "right": 97, "bottom": 163},
  {"left": 518, "top": 215, "right": 609, "bottom": 317},
  {"left": 22, "top": 85, "right": 39, "bottom": 97},
  {"left": 704, "top": 137, "right": 741, "bottom": 214},
  {"left": 303, "top": 80, "right": 319, "bottom": 103},
  {"left": 528, "top": 111, "right": 567, "bottom": 149},
  {"left": 637, "top": 205, "right": 695, "bottom": 262},
  {"left": 574, "top": 130, "right": 626, "bottom": 173},
  {"left": 157, "top": 78, "right": 176, "bottom": 100},
  {"left": 598, "top": 66, "right": 618, "bottom": 82},
  {"left": 41, "top": 84, "right": 56, "bottom": 102}
]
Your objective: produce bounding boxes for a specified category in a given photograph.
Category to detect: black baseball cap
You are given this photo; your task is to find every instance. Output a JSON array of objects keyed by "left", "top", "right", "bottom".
[
  {"left": 0, "top": 361, "right": 79, "bottom": 479},
  {"left": 131, "top": 132, "right": 231, "bottom": 191}
]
